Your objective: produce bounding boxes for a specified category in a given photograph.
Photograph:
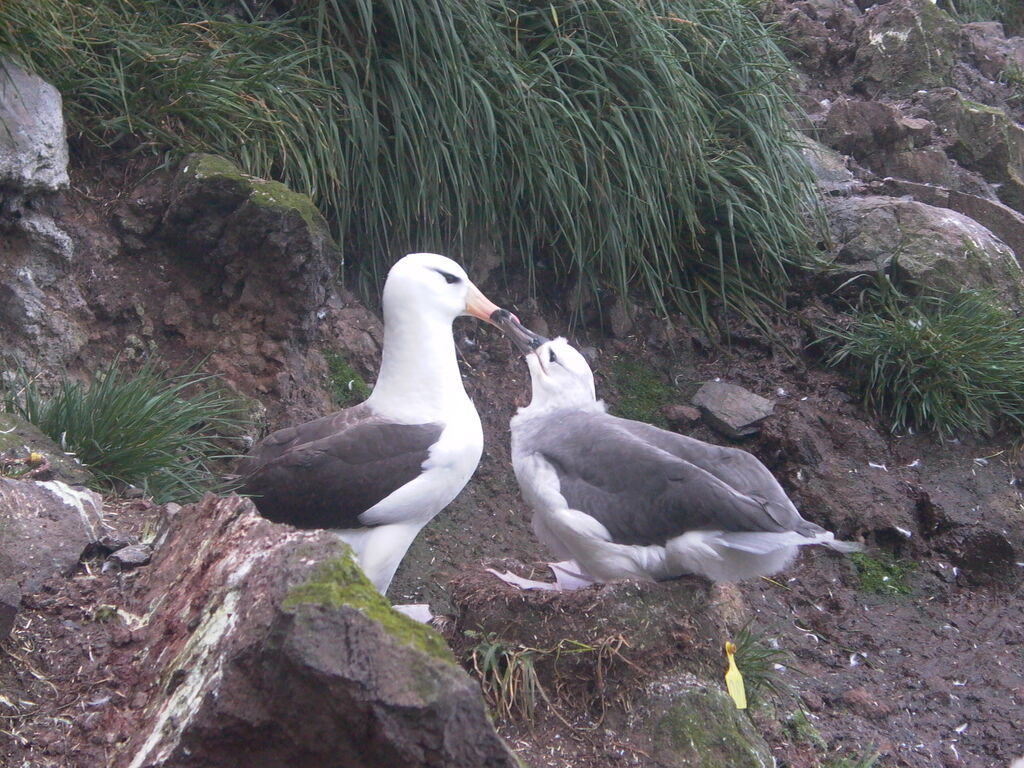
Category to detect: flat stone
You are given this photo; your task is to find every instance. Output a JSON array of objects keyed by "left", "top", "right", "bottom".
[
  {"left": 691, "top": 382, "right": 774, "bottom": 439},
  {"left": 106, "top": 544, "right": 152, "bottom": 569}
]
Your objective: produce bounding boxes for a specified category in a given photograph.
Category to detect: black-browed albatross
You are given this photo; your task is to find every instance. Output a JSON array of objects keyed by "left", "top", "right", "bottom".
[
  {"left": 237, "top": 253, "right": 514, "bottom": 600},
  {"left": 490, "top": 325, "right": 861, "bottom": 589}
]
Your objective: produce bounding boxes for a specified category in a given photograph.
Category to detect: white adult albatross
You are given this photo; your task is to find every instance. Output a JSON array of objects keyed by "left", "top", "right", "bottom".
[
  {"left": 238, "top": 253, "right": 513, "bottom": 599},
  {"left": 490, "top": 324, "right": 861, "bottom": 589}
]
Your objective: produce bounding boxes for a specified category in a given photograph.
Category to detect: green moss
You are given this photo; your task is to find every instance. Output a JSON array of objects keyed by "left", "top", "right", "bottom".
[
  {"left": 186, "top": 153, "right": 328, "bottom": 230},
  {"left": 284, "top": 554, "right": 454, "bottom": 662},
  {"left": 785, "top": 709, "right": 827, "bottom": 749},
  {"left": 654, "top": 688, "right": 773, "bottom": 767},
  {"left": 851, "top": 552, "right": 915, "bottom": 596},
  {"left": 610, "top": 358, "right": 674, "bottom": 426},
  {"left": 324, "top": 351, "right": 372, "bottom": 408}
]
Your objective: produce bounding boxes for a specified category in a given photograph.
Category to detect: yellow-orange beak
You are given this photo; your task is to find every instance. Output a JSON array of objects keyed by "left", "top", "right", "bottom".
[{"left": 463, "top": 282, "right": 504, "bottom": 326}]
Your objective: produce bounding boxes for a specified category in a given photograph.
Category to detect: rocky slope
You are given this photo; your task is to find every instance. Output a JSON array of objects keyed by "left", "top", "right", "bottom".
[{"left": 2, "top": 1, "right": 1024, "bottom": 766}]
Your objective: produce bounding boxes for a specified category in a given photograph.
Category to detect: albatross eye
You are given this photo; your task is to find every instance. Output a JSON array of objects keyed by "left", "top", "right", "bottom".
[
  {"left": 435, "top": 270, "right": 461, "bottom": 285},
  {"left": 549, "top": 349, "right": 557, "bottom": 363}
]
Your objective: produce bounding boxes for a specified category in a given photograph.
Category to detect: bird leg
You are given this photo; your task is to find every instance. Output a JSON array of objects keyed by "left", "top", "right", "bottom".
[{"left": 487, "top": 560, "right": 594, "bottom": 591}]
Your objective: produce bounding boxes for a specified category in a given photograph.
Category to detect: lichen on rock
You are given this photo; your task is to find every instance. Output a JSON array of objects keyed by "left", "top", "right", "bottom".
[{"left": 284, "top": 553, "right": 454, "bottom": 662}]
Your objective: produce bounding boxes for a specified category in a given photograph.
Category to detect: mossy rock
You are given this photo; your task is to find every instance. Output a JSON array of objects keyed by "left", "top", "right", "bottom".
[
  {"left": 854, "top": 0, "right": 958, "bottom": 95},
  {"left": 919, "top": 90, "right": 1024, "bottom": 214},
  {"left": 0, "top": 413, "right": 93, "bottom": 485},
  {"left": 183, "top": 153, "right": 328, "bottom": 232},
  {"left": 285, "top": 552, "right": 454, "bottom": 662},
  {"left": 651, "top": 685, "right": 774, "bottom": 768}
]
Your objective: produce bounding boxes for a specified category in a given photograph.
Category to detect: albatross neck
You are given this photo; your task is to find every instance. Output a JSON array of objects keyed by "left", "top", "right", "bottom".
[{"left": 366, "top": 311, "right": 471, "bottom": 420}]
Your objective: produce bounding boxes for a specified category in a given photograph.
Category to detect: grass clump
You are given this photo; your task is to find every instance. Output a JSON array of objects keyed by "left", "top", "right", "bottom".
[
  {"left": 0, "top": 0, "right": 819, "bottom": 332},
  {"left": 824, "top": 280, "right": 1024, "bottom": 437},
  {"left": 851, "top": 552, "right": 915, "bottom": 596},
  {"left": 730, "top": 624, "right": 792, "bottom": 706},
  {"left": 466, "top": 630, "right": 543, "bottom": 721},
  {"left": 2, "top": 360, "right": 247, "bottom": 502}
]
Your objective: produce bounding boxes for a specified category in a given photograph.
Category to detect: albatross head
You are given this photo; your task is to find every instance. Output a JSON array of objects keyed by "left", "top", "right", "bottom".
[
  {"left": 524, "top": 337, "right": 599, "bottom": 410},
  {"left": 382, "top": 252, "right": 504, "bottom": 328}
]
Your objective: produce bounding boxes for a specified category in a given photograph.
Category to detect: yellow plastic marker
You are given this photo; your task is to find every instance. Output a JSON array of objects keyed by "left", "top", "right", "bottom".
[
  {"left": 724, "top": 641, "right": 747, "bottom": 710},
  {"left": 28, "top": 452, "right": 44, "bottom": 465}
]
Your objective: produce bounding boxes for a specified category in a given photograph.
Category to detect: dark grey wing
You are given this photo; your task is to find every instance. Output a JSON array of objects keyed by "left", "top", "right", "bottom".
[
  {"left": 239, "top": 417, "right": 444, "bottom": 529},
  {"left": 236, "top": 403, "right": 376, "bottom": 475},
  {"left": 526, "top": 411, "right": 803, "bottom": 546},
  {"left": 606, "top": 415, "right": 808, "bottom": 530}
]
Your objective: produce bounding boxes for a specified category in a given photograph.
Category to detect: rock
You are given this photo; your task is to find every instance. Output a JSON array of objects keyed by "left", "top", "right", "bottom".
[
  {"left": 0, "top": 477, "right": 103, "bottom": 639},
  {"left": 870, "top": 149, "right": 994, "bottom": 198},
  {"left": 115, "top": 494, "right": 516, "bottom": 768},
  {"left": 161, "top": 154, "right": 337, "bottom": 340},
  {"left": 0, "top": 57, "right": 69, "bottom": 198},
  {"left": 650, "top": 685, "right": 774, "bottom": 767},
  {"left": 105, "top": 544, "right": 152, "bottom": 569},
  {"left": 960, "top": 22, "right": 1024, "bottom": 82},
  {"left": 919, "top": 89, "right": 1024, "bottom": 215},
  {"left": 662, "top": 403, "right": 702, "bottom": 430},
  {"left": 823, "top": 195, "right": 1024, "bottom": 306},
  {"left": 691, "top": 382, "right": 774, "bottom": 439},
  {"left": 0, "top": 413, "right": 94, "bottom": 486},
  {"left": 819, "top": 99, "right": 923, "bottom": 159},
  {"left": 0, "top": 478, "right": 103, "bottom": 594},
  {"left": 876, "top": 178, "right": 1024, "bottom": 265},
  {"left": 798, "top": 136, "right": 860, "bottom": 196},
  {"left": 853, "top": 0, "right": 958, "bottom": 95}
]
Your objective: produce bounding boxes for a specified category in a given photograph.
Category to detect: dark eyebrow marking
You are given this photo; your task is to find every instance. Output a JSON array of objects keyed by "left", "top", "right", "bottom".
[{"left": 433, "top": 269, "right": 461, "bottom": 284}]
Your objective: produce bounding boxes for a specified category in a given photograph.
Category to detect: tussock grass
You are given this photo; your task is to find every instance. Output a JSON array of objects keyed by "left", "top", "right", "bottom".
[
  {"left": 1, "top": 0, "right": 819, "bottom": 331},
  {"left": 730, "top": 623, "right": 792, "bottom": 705},
  {"left": 3, "top": 360, "right": 247, "bottom": 502},
  {"left": 824, "top": 281, "right": 1024, "bottom": 437}
]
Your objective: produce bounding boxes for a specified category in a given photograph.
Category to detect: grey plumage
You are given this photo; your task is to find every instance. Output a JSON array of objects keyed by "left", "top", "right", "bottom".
[
  {"left": 515, "top": 410, "right": 826, "bottom": 546},
  {"left": 504, "top": 334, "right": 860, "bottom": 585}
]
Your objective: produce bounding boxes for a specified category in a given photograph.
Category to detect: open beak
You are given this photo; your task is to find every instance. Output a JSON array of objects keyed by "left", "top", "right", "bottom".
[
  {"left": 490, "top": 310, "right": 549, "bottom": 355},
  {"left": 463, "top": 283, "right": 505, "bottom": 326}
]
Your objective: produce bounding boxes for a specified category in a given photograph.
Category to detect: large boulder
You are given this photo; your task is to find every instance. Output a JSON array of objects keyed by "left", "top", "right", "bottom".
[
  {"left": 0, "top": 477, "right": 103, "bottom": 637},
  {"left": 115, "top": 494, "right": 517, "bottom": 768},
  {"left": 918, "top": 89, "right": 1024, "bottom": 215},
  {"left": 877, "top": 177, "right": 1024, "bottom": 265},
  {"left": 852, "top": 0, "right": 959, "bottom": 95},
  {"left": 0, "top": 57, "right": 69, "bottom": 199},
  {"left": 823, "top": 195, "right": 1024, "bottom": 305}
]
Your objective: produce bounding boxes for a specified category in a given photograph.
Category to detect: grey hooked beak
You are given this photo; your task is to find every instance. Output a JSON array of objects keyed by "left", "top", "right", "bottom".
[{"left": 489, "top": 309, "right": 549, "bottom": 355}]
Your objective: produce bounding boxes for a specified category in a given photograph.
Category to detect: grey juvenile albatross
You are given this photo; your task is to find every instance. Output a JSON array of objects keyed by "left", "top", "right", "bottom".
[
  {"left": 237, "top": 253, "right": 512, "bottom": 598},
  {"left": 490, "top": 327, "right": 861, "bottom": 589}
]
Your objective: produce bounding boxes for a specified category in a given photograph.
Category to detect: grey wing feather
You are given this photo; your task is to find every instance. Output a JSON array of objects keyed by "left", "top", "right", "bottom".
[
  {"left": 238, "top": 407, "right": 444, "bottom": 529},
  {"left": 523, "top": 411, "right": 815, "bottom": 546},
  {"left": 607, "top": 415, "right": 809, "bottom": 530}
]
